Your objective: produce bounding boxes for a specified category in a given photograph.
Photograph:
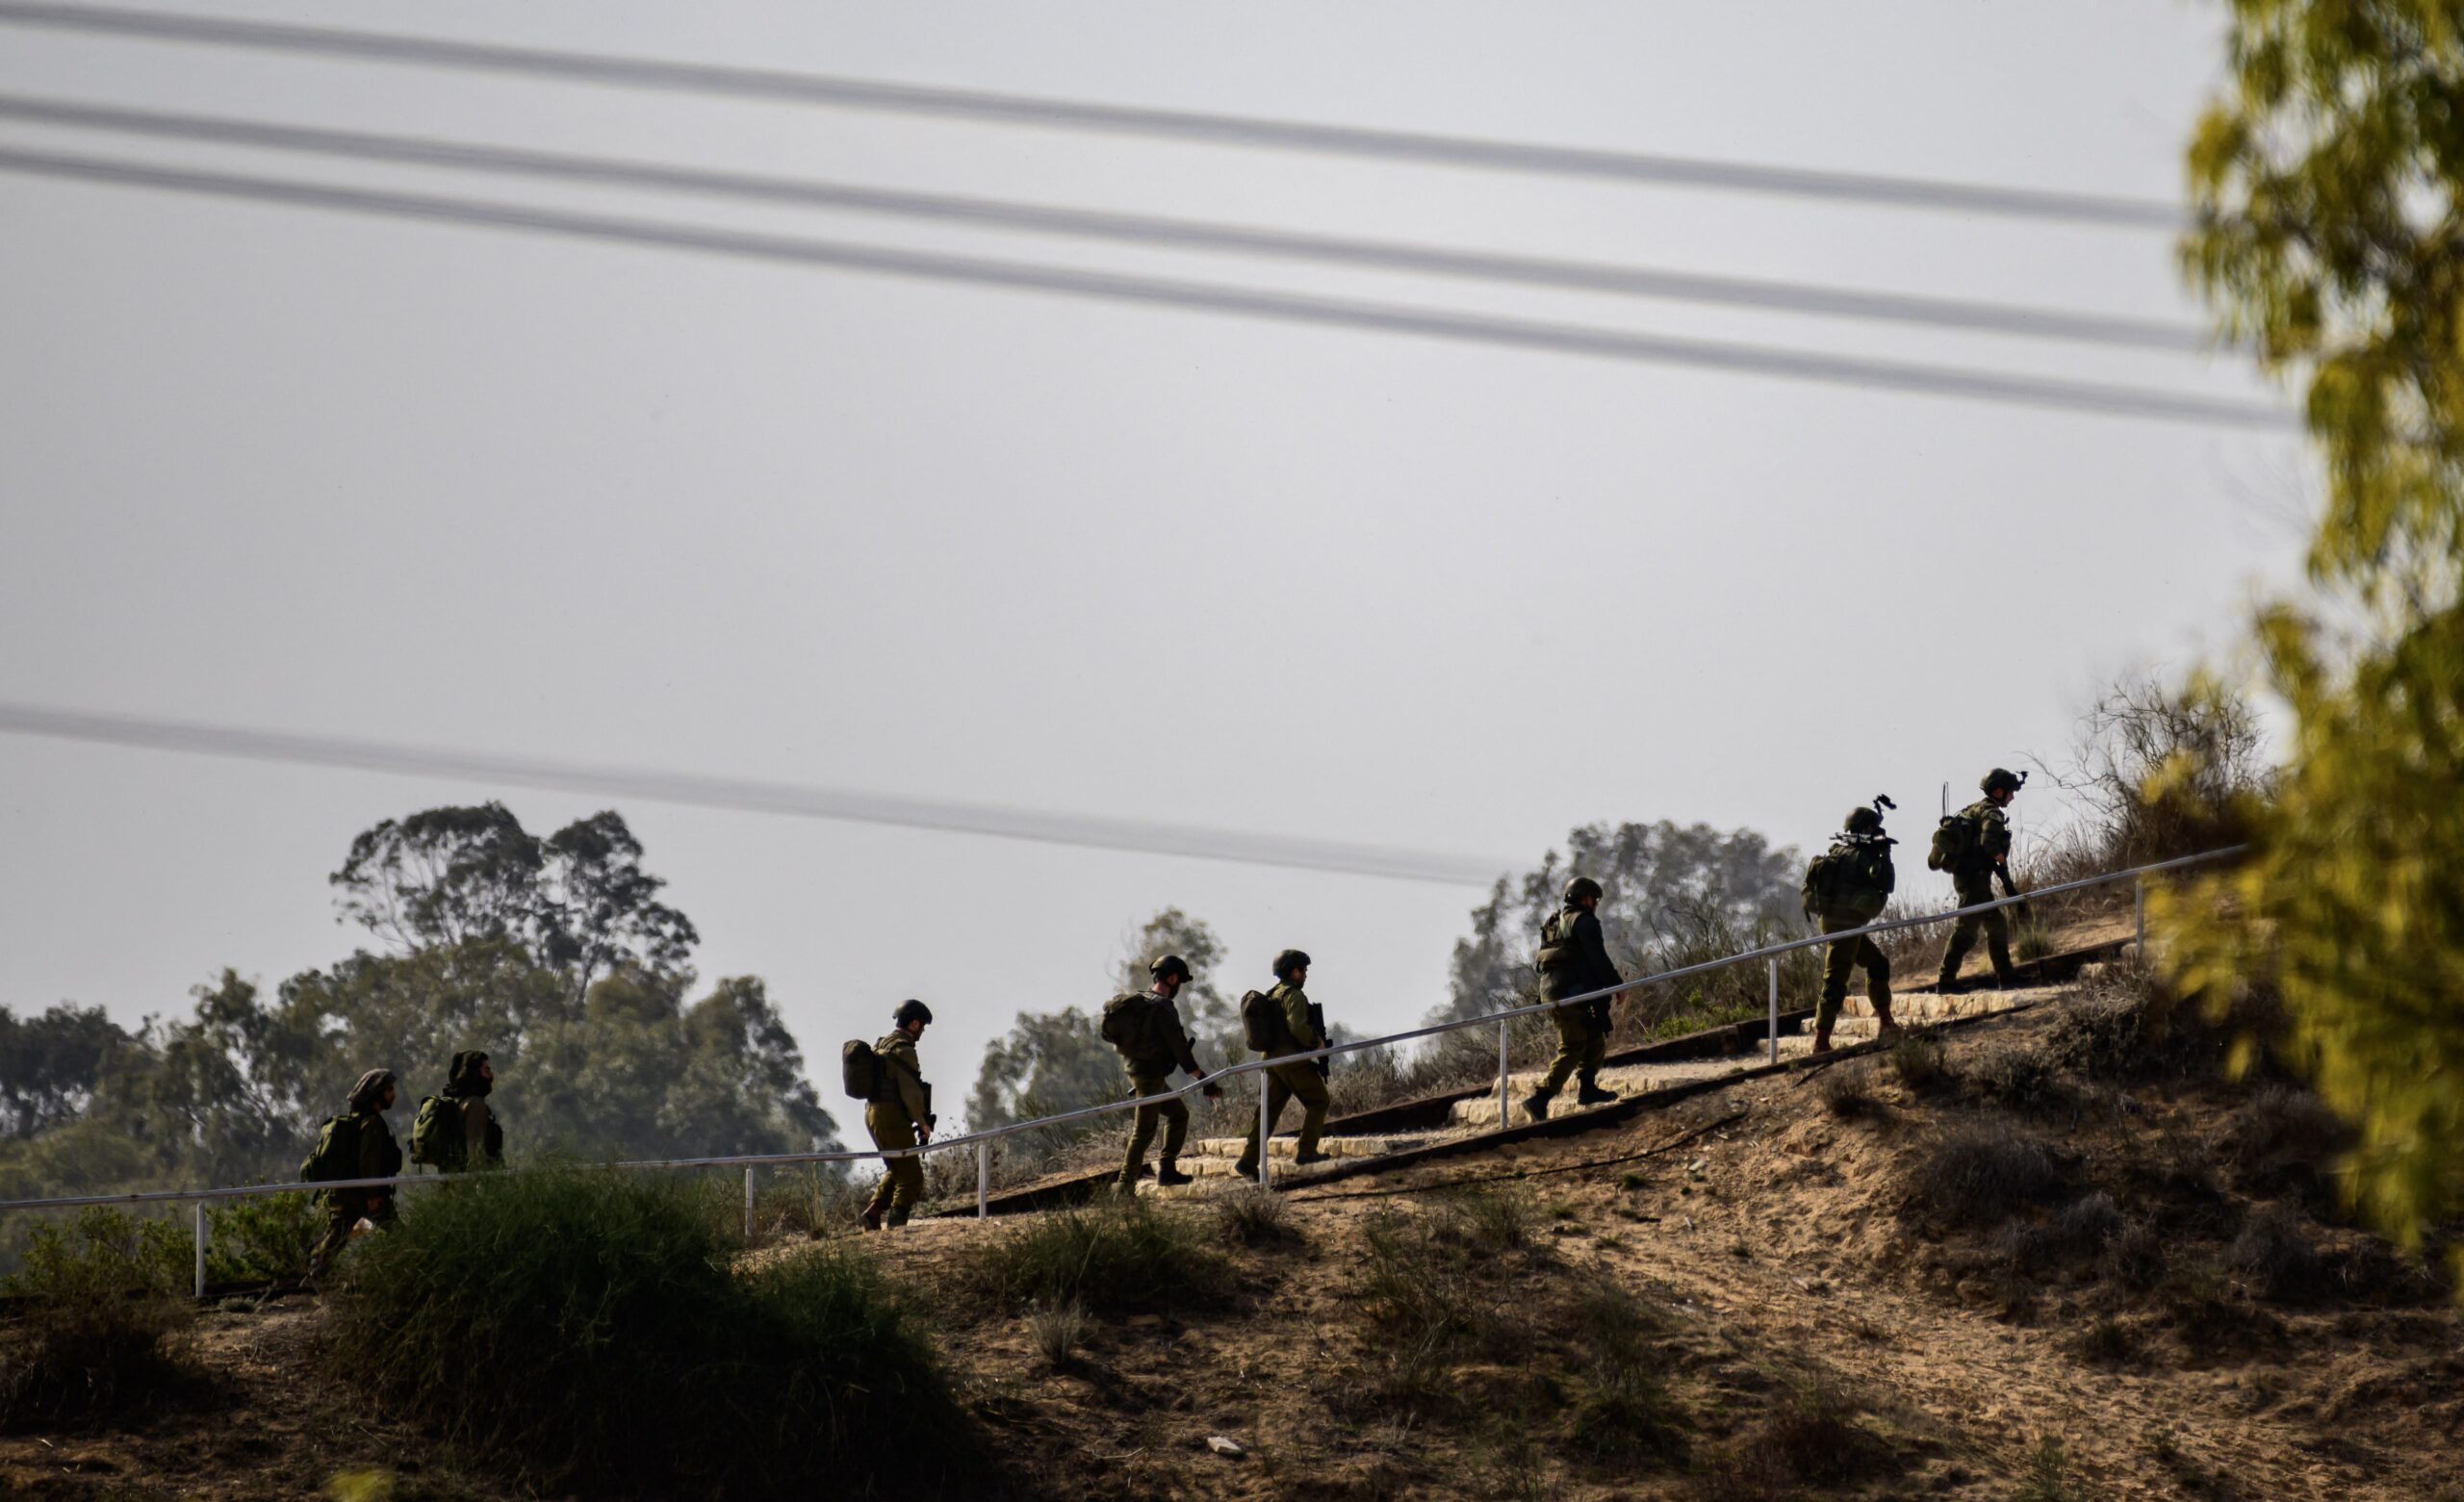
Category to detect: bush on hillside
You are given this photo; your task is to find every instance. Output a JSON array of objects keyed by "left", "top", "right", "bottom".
[
  {"left": 1904, "top": 1122, "right": 2067, "bottom": 1230},
  {"left": 322, "top": 1169, "right": 981, "bottom": 1499},
  {"left": 953, "top": 1196, "right": 1232, "bottom": 1315},
  {"left": 205, "top": 1192, "right": 324, "bottom": 1285},
  {"left": 0, "top": 1208, "right": 204, "bottom": 1431}
]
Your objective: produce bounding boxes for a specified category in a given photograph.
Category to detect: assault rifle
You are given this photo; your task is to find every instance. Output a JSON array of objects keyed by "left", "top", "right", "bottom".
[{"left": 1307, "top": 999, "right": 1330, "bottom": 1079}]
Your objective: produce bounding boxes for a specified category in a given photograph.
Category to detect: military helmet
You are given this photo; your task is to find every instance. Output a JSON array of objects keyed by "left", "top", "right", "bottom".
[
  {"left": 1148, "top": 955, "right": 1192, "bottom": 982},
  {"left": 1844, "top": 805, "right": 1886, "bottom": 836},
  {"left": 892, "top": 998, "right": 934, "bottom": 1027},
  {"left": 1562, "top": 876, "right": 1604, "bottom": 905},
  {"left": 1271, "top": 948, "right": 1311, "bottom": 978},
  {"left": 1981, "top": 768, "right": 2026, "bottom": 795}
]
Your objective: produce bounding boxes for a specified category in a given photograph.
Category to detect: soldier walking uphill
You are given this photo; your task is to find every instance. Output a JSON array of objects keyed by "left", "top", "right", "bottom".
[
  {"left": 409, "top": 1050, "right": 503, "bottom": 1174},
  {"left": 1231, "top": 949, "right": 1332, "bottom": 1180},
  {"left": 1802, "top": 798, "right": 1902, "bottom": 1054},
  {"left": 303, "top": 1068, "right": 402, "bottom": 1280},
  {"left": 1933, "top": 768, "right": 2026, "bottom": 993},
  {"left": 859, "top": 1000, "right": 936, "bottom": 1230},
  {"left": 1523, "top": 877, "right": 1625, "bottom": 1122},
  {"left": 1102, "top": 955, "right": 1221, "bottom": 1195}
]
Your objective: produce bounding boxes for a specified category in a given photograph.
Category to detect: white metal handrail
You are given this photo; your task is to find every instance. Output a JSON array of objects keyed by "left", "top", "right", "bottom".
[{"left": 0, "top": 844, "right": 2241, "bottom": 1291}]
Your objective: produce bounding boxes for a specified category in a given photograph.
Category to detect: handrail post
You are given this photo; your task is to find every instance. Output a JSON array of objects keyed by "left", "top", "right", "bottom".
[
  {"left": 1497, "top": 1018, "right": 1511, "bottom": 1126},
  {"left": 1257, "top": 1066, "right": 1272, "bottom": 1189},
  {"left": 742, "top": 1165, "right": 755, "bottom": 1243},
  {"left": 2135, "top": 873, "right": 2146, "bottom": 955},
  {"left": 192, "top": 1199, "right": 206, "bottom": 1299},
  {"left": 1767, "top": 956, "right": 1780, "bottom": 1065},
  {"left": 976, "top": 1138, "right": 988, "bottom": 1219}
]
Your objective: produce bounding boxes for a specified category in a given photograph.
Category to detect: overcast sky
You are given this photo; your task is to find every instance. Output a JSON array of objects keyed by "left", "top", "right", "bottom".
[{"left": 0, "top": 1, "right": 2312, "bottom": 1135}]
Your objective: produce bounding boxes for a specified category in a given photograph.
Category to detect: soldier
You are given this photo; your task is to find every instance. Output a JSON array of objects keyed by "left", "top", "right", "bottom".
[
  {"left": 412, "top": 1050, "right": 503, "bottom": 1174},
  {"left": 1101, "top": 955, "right": 1221, "bottom": 1195},
  {"left": 1523, "top": 876, "right": 1624, "bottom": 1122},
  {"left": 1232, "top": 949, "right": 1333, "bottom": 1179},
  {"left": 860, "top": 999, "right": 936, "bottom": 1230},
  {"left": 1802, "top": 799, "right": 1902, "bottom": 1054},
  {"left": 303, "top": 1067, "right": 402, "bottom": 1280},
  {"left": 1934, "top": 768, "right": 2025, "bottom": 993}
]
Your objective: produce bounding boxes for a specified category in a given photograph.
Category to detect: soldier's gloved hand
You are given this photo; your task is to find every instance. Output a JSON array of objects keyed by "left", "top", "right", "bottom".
[{"left": 1199, "top": 1080, "right": 1224, "bottom": 1100}]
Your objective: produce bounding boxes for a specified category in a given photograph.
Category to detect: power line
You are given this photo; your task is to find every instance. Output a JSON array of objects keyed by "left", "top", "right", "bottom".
[
  {"left": 0, "top": 93, "right": 2204, "bottom": 353},
  {"left": 0, "top": 1, "right": 2184, "bottom": 230},
  {"left": 0, "top": 144, "right": 2291, "bottom": 430},
  {"left": 0, "top": 701, "right": 1510, "bottom": 886}
]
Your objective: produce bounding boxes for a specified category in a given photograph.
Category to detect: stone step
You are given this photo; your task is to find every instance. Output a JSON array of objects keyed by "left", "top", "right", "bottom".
[{"left": 1185, "top": 1134, "right": 1427, "bottom": 1160}]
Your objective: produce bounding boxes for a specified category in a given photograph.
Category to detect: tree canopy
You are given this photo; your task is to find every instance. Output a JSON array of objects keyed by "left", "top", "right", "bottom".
[
  {"left": 2167, "top": 0, "right": 2464, "bottom": 1276},
  {"left": 2, "top": 806, "right": 834, "bottom": 1215},
  {"left": 1441, "top": 820, "right": 1801, "bottom": 1025}
]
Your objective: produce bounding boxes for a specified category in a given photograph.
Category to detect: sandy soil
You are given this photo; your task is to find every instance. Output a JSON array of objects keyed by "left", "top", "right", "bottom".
[{"left": 7, "top": 966, "right": 2457, "bottom": 1501}]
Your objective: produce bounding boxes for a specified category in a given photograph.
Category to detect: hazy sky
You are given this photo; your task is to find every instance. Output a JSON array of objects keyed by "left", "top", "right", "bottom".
[{"left": 0, "top": 2, "right": 2312, "bottom": 1137}]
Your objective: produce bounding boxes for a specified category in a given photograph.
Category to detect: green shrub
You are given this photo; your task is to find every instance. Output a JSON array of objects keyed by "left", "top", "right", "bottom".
[
  {"left": 955, "top": 1196, "right": 1232, "bottom": 1314},
  {"left": 0, "top": 1208, "right": 203, "bottom": 1431},
  {"left": 322, "top": 1169, "right": 982, "bottom": 1499},
  {"left": 206, "top": 1192, "right": 324, "bottom": 1285}
]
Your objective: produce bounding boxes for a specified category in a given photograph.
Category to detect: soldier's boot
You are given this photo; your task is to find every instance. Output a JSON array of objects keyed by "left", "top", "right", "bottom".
[
  {"left": 1574, "top": 1075, "right": 1619, "bottom": 1107},
  {"left": 1810, "top": 1027, "right": 1834, "bottom": 1055},
  {"left": 1521, "top": 1089, "right": 1553, "bottom": 1122},
  {"left": 1231, "top": 1157, "right": 1258, "bottom": 1180},
  {"left": 1295, "top": 1149, "right": 1330, "bottom": 1166},
  {"left": 858, "top": 1206, "right": 884, "bottom": 1232},
  {"left": 1872, "top": 999, "right": 1905, "bottom": 1043},
  {"left": 883, "top": 1209, "right": 910, "bottom": 1229},
  {"left": 1988, "top": 949, "right": 2018, "bottom": 990},
  {"left": 1155, "top": 1162, "right": 1194, "bottom": 1187}
]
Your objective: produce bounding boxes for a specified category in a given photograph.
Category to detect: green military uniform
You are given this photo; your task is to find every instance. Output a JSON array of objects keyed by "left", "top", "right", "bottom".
[
  {"left": 1938, "top": 796, "right": 2017, "bottom": 990},
  {"left": 306, "top": 1074, "right": 402, "bottom": 1279},
  {"left": 1819, "top": 916, "right": 1892, "bottom": 1031},
  {"left": 436, "top": 1050, "right": 503, "bottom": 1173},
  {"left": 1806, "top": 812, "right": 1897, "bottom": 1044},
  {"left": 1109, "top": 988, "right": 1204, "bottom": 1193},
  {"left": 1533, "top": 902, "right": 1619, "bottom": 1105},
  {"left": 1231, "top": 980, "right": 1331, "bottom": 1177},
  {"left": 862, "top": 1031, "right": 933, "bottom": 1227}
]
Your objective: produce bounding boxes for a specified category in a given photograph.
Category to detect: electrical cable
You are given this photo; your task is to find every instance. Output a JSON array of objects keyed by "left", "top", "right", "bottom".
[
  {"left": 0, "top": 0, "right": 2186, "bottom": 229},
  {"left": 0, "top": 92, "right": 2205, "bottom": 352},
  {"left": 0, "top": 144, "right": 2291, "bottom": 429},
  {"left": 0, "top": 700, "right": 1511, "bottom": 885}
]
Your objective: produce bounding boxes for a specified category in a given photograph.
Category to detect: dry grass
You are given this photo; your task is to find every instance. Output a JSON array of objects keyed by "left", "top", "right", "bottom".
[
  {"left": 1213, "top": 1185, "right": 1297, "bottom": 1246},
  {"left": 1904, "top": 1120, "right": 2067, "bottom": 1229},
  {"left": 1889, "top": 1032, "right": 1960, "bottom": 1095},
  {"left": 951, "top": 1195, "right": 1234, "bottom": 1315},
  {"left": 1024, "top": 1298, "right": 1087, "bottom": 1366}
]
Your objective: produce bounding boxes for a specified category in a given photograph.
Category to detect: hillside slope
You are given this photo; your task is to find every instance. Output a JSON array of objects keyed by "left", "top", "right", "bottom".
[{"left": 5, "top": 966, "right": 2457, "bottom": 1501}]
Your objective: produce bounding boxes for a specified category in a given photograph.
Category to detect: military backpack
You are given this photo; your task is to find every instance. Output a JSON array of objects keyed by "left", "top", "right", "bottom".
[
  {"left": 300, "top": 1113, "right": 363, "bottom": 1184},
  {"left": 1100, "top": 992, "right": 1158, "bottom": 1056},
  {"left": 840, "top": 1039, "right": 886, "bottom": 1102},
  {"left": 408, "top": 1094, "right": 503, "bottom": 1170},
  {"left": 1928, "top": 813, "right": 1977, "bottom": 872},
  {"left": 1803, "top": 840, "right": 1893, "bottom": 925},
  {"left": 408, "top": 1095, "right": 452, "bottom": 1168},
  {"left": 1239, "top": 988, "right": 1292, "bottom": 1052},
  {"left": 1533, "top": 908, "right": 1581, "bottom": 979}
]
